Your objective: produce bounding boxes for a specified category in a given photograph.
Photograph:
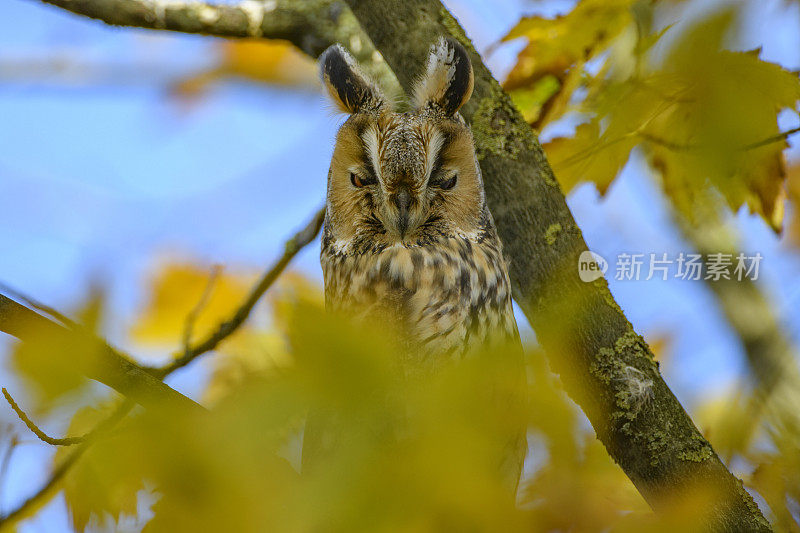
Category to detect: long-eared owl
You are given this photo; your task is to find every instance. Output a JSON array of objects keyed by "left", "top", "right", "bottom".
[
  {"left": 310, "top": 37, "right": 526, "bottom": 491},
  {"left": 319, "top": 37, "right": 521, "bottom": 360}
]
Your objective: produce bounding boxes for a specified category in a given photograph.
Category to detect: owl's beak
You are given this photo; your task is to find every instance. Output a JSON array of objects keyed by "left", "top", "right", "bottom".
[{"left": 393, "top": 188, "right": 413, "bottom": 238}]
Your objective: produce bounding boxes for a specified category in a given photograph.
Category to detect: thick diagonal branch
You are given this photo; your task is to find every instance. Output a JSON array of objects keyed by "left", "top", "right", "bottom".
[
  {"left": 0, "top": 295, "right": 203, "bottom": 415},
  {"left": 342, "top": 1, "right": 770, "bottom": 530}
]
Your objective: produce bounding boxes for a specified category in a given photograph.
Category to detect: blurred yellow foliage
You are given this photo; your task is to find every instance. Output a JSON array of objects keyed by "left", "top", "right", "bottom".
[
  {"left": 641, "top": 12, "right": 796, "bottom": 231},
  {"left": 56, "top": 404, "right": 144, "bottom": 532},
  {"left": 203, "top": 329, "right": 291, "bottom": 405},
  {"left": 11, "top": 288, "right": 107, "bottom": 407},
  {"left": 173, "top": 40, "right": 318, "bottom": 98},
  {"left": 130, "top": 262, "right": 255, "bottom": 346},
  {"left": 219, "top": 40, "right": 317, "bottom": 85},
  {"left": 785, "top": 161, "right": 800, "bottom": 246},
  {"left": 4, "top": 262, "right": 789, "bottom": 531},
  {"left": 47, "top": 279, "right": 754, "bottom": 532}
]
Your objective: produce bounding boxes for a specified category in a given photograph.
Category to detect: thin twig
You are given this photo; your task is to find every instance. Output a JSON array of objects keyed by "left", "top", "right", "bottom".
[
  {"left": 639, "top": 125, "right": 800, "bottom": 153},
  {"left": 181, "top": 265, "right": 222, "bottom": 355},
  {"left": 150, "top": 206, "right": 326, "bottom": 378},
  {"left": 1, "top": 388, "right": 132, "bottom": 446},
  {"left": 742, "top": 125, "right": 800, "bottom": 151},
  {"left": 2, "top": 388, "right": 84, "bottom": 446},
  {"left": 0, "top": 398, "right": 134, "bottom": 525},
  {"left": 0, "top": 397, "right": 133, "bottom": 527},
  {"left": 0, "top": 440, "right": 88, "bottom": 526}
]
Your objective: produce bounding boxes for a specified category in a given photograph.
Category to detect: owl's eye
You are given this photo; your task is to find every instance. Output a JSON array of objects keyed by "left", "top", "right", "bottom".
[
  {"left": 436, "top": 173, "right": 458, "bottom": 190},
  {"left": 350, "top": 172, "right": 376, "bottom": 188}
]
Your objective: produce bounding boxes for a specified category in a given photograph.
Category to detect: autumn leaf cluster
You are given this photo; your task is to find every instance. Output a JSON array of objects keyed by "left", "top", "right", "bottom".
[
  {"left": 3, "top": 265, "right": 783, "bottom": 531},
  {"left": 507, "top": 1, "right": 800, "bottom": 232}
]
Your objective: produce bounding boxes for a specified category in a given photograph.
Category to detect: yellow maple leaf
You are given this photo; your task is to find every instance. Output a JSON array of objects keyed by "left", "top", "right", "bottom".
[
  {"left": 638, "top": 11, "right": 798, "bottom": 230},
  {"left": 544, "top": 121, "right": 636, "bottom": 194},
  {"left": 503, "top": 0, "right": 635, "bottom": 91},
  {"left": 56, "top": 403, "right": 145, "bottom": 532},
  {"left": 532, "top": 6, "right": 799, "bottom": 231},
  {"left": 130, "top": 262, "right": 255, "bottom": 346}
]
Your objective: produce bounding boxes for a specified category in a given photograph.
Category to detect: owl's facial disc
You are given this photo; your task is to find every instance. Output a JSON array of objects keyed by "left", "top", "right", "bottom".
[
  {"left": 326, "top": 113, "right": 483, "bottom": 246},
  {"left": 322, "top": 37, "right": 482, "bottom": 248},
  {"left": 364, "top": 117, "right": 459, "bottom": 242}
]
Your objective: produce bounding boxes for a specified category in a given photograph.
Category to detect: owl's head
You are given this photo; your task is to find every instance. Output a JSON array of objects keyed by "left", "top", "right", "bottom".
[{"left": 321, "top": 37, "right": 484, "bottom": 249}]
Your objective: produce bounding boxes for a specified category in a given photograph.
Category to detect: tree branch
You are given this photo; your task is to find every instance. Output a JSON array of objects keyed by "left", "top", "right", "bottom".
[
  {"left": 38, "top": 0, "right": 315, "bottom": 40},
  {"left": 149, "top": 205, "right": 325, "bottom": 378},
  {"left": 342, "top": 1, "right": 770, "bottom": 530},
  {"left": 0, "top": 206, "right": 325, "bottom": 527},
  {"left": 0, "top": 295, "right": 204, "bottom": 416},
  {"left": 0, "top": 282, "right": 77, "bottom": 329},
  {"left": 2, "top": 388, "right": 86, "bottom": 446},
  {"left": 34, "top": 0, "right": 401, "bottom": 99},
  {"left": 181, "top": 265, "right": 222, "bottom": 355}
]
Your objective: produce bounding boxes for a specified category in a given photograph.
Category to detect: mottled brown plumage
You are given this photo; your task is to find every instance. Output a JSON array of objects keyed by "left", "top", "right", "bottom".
[
  {"left": 309, "top": 37, "right": 526, "bottom": 493},
  {"left": 320, "top": 38, "right": 518, "bottom": 359}
]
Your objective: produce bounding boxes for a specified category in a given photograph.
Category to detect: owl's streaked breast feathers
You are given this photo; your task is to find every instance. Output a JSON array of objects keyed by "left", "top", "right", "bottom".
[{"left": 322, "top": 209, "right": 518, "bottom": 359}]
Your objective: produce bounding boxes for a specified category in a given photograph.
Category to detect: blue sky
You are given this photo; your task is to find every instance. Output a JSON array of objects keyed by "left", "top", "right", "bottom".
[{"left": 1, "top": 0, "right": 799, "bottom": 530}]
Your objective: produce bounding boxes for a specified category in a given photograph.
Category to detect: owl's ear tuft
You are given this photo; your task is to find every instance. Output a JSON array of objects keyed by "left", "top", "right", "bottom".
[
  {"left": 413, "top": 37, "right": 474, "bottom": 116},
  {"left": 320, "top": 44, "right": 385, "bottom": 114}
]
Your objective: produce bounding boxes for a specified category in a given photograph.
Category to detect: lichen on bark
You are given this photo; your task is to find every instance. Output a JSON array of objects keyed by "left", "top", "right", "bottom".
[
  {"left": 471, "top": 89, "right": 536, "bottom": 160},
  {"left": 545, "top": 223, "right": 562, "bottom": 245}
]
